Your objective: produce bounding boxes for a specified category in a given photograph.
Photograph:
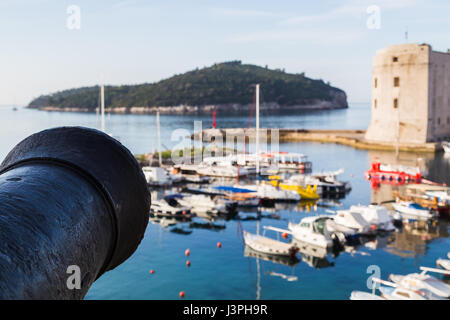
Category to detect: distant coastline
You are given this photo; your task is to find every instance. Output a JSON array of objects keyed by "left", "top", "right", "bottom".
[
  {"left": 27, "top": 61, "right": 348, "bottom": 115},
  {"left": 32, "top": 97, "right": 347, "bottom": 115}
]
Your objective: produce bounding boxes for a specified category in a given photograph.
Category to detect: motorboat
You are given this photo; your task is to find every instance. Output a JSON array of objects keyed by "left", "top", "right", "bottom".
[
  {"left": 239, "top": 152, "right": 312, "bottom": 172},
  {"left": 389, "top": 267, "right": 450, "bottom": 298},
  {"left": 349, "top": 204, "right": 396, "bottom": 232},
  {"left": 293, "top": 239, "right": 336, "bottom": 269},
  {"left": 349, "top": 291, "right": 385, "bottom": 300},
  {"left": 442, "top": 141, "right": 450, "bottom": 153},
  {"left": 288, "top": 169, "right": 350, "bottom": 196},
  {"left": 392, "top": 201, "right": 436, "bottom": 221},
  {"left": 243, "top": 230, "right": 299, "bottom": 257},
  {"left": 332, "top": 210, "right": 373, "bottom": 235},
  {"left": 378, "top": 285, "right": 442, "bottom": 300},
  {"left": 269, "top": 176, "right": 319, "bottom": 200},
  {"left": 437, "top": 253, "right": 450, "bottom": 270},
  {"left": 150, "top": 198, "right": 193, "bottom": 218},
  {"left": 172, "top": 165, "right": 210, "bottom": 183},
  {"left": 352, "top": 277, "right": 444, "bottom": 300},
  {"left": 174, "top": 194, "right": 237, "bottom": 216},
  {"left": 142, "top": 166, "right": 172, "bottom": 186},
  {"left": 287, "top": 216, "right": 339, "bottom": 248},
  {"left": 425, "top": 189, "right": 450, "bottom": 204},
  {"left": 197, "top": 157, "right": 249, "bottom": 177},
  {"left": 237, "top": 183, "right": 300, "bottom": 202}
]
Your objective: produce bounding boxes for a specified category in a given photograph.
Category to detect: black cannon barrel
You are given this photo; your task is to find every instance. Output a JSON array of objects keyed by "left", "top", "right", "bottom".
[{"left": 0, "top": 127, "right": 150, "bottom": 299}]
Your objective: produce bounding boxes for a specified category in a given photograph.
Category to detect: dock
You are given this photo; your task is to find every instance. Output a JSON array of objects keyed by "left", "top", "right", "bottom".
[{"left": 193, "top": 128, "right": 441, "bottom": 153}]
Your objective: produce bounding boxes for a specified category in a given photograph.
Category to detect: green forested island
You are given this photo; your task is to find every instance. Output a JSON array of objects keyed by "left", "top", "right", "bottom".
[{"left": 28, "top": 61, "right": 347, "bottom": 114}]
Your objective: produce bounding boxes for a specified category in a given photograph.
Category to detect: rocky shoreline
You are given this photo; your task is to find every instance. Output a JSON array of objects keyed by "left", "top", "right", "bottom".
[{"left": 31, "top": 94, "right": 348, "bottom": 115}]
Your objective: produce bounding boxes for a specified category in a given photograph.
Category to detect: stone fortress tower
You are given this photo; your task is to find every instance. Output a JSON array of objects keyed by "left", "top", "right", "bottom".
[{"left": 365, "top": 43, "right": 450, "bottom": 145}]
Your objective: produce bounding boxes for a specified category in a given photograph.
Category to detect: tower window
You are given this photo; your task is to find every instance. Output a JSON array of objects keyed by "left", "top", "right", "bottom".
[
  {"left": 393, "top": 98, "right": 398, "bottom": 108},
  {"left": 374, "top": 78, "right": 378, "bottom": 88},
  {"left": 438, "top": 118, "right": 441, "bottom": 125},
  {"left": 374, "top": 99, "right": 377, "bottom": 108},
  {"left": 394, "top": 77, "right": 400, "bottom": 87},
  {"left": 393, "top": 57, "right": 398, "bottom": 62}
]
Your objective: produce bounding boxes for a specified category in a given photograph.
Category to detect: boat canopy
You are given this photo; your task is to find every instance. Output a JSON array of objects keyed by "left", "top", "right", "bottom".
[{"left": 213, "top": 186, "right": 256, "bottom": 193}]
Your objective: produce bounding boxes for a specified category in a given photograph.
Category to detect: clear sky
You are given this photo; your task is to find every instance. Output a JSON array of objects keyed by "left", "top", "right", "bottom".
[{"left": 1, "top": 0, "right": 449, "bottom": 105}]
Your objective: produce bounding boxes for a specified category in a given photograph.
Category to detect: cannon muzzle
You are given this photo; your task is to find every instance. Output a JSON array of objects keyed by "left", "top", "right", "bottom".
[{"left": 0, "top": 127, "right": 150, "bottom": 299}]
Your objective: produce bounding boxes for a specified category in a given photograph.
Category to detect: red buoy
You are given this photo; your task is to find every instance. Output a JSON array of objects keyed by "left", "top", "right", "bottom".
[
  {"left": 281, "top": 232, "right": 289, "bottom": 239},
  {"left": 186, "top": 260, "right": 191, "bottom": 267},
  {"left": 185, "top": 249, "right": 190, "bottom": 257},
  {"left": 217, "top": 242, "right": 222, "bottom": 248},
  {"left": 149, "top": 269, "right": 155, "bottom": 274},
  {"left": 179, "top": 291, "right": 185, "bottom": 299}
]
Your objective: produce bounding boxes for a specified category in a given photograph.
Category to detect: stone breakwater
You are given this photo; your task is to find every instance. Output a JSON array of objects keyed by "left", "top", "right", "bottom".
[{"left": 193, "top": 128, "right": 441, "bottom": 153}]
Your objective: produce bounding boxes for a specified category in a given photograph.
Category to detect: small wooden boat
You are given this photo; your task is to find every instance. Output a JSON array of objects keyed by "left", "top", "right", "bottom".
[{"left": 243, "top": 230, "right": 298, "bottom": 257}]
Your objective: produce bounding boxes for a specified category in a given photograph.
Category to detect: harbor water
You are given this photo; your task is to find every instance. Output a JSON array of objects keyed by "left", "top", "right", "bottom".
[{"left": 0, "top": 104, "right": 448, "bottom": 299}]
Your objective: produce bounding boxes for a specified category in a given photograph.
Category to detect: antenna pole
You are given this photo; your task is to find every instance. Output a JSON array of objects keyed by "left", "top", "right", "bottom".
[
  {"left": 156, "top": 111, "right": 162, "bottom": 166},
  {"left": 255, "top": 84, "right": 260, "bottom": 175}
]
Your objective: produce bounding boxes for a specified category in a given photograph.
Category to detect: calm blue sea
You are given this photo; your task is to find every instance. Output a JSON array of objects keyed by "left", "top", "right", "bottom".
[{"left": 0, "top": 104, "right": 448, "bottom": 300}]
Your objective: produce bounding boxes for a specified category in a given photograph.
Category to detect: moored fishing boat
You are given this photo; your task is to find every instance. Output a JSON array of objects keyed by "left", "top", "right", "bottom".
[
  {"left": 392, "top": 201, "right": 437, "bottom": 221},
  {"left": 243, "top": 230, "right": 299, "bottom": 257},
  {"left": 365, "top": 161, "right": 422, "bottom": 184}
]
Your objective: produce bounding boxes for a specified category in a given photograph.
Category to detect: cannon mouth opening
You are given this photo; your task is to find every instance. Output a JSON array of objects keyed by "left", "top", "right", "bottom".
[{"left": 0, "top": 126, "right": 150, "bottom": 274}]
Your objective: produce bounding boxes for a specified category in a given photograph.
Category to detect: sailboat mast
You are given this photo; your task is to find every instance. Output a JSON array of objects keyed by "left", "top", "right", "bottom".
[
  {"left": 100, "top": 78, "right": 105, "bottom": 133},
  {"left": 255, "top": 84, "right": 260, "bottom": 175},
  {"left": 156, "top": 111, "right": 162, "bottom": 166}
]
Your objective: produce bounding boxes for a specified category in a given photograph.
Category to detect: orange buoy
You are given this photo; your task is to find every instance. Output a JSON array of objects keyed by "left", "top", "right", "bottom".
[
  {"left": 281, "top": 232, "right": 289, "bottom": 239},
  {"left": 149, "top": 269, "right": 155, "bottom": 274},
  {"left": 186, "top": 260, "right": 191, "bottom": 267},
  {"left": 185, "top": 249, "right": 190, "bottom": 257},
  {"left": 371, "top": 224, "right": 376, "bottom": 230},
  {"left": 217, "top": 242, "right": 222, "bottom": 248},
  {"left": 179, "top": 291, "right": 185, "bottom": 299}
]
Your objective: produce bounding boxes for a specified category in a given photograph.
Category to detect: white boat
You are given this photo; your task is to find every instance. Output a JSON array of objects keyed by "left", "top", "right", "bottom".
[
  {"left": 437, "top": 254, "right": 450, "bottom": 270},
  {"left": 288, "top": 169, "right": 350, "bottom": 196},
  {"left": 378, "top": 285, "right": 442, "bottom": 300},
  {"left": 288, "top": 216, "right": 338, "bottom": 248},
  {"left": 371, "top": 277, "right": 443, "bottom": 300},
  {"left": 172, "top": 164, "right": 210, "bottom": 183},
  {"left": 332, "top": 210, "right": 373, "bottom": 234},
  {"left": 150, "top": 198, "right": 192, "bottom": 218},
  {"left": 349, "top": 204, "right": 396, "bottom": 232},
  {"left": 243, "top": 230, "right": 298, "bottom": 257},
  {"left": 389, "top": 267, "right": 450, "bottom": 298},
  {"left": 197, "top": 158, "right": 249, "bottom": 178},
  {"left": 350, "top": 291, "right": 385, "bottom": 300},
  {"left": 442, "top": 141, "right": 450, "bottom": 153},
  {"left": 175, "top": 194, "right": 236, "bottom": 215},
  {"left": 235, "top": 152, "right": 312, "bottom": 172},
  {"left": 142, "top": 166, "right": 172, "bottom": 186},
  {"left": 425, "top": 189, "right": 450, "bottom": 204},
  {"left": 392, "top": 201, "right": 436, "bottom": 221},
  {"left": 237, "top": 183, "right": 300, "bottom": 201}
]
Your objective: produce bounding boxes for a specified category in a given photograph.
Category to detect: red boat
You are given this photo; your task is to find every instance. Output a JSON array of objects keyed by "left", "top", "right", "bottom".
[{"left": 364, "top": 162, "right": 422, "bottom": 184}]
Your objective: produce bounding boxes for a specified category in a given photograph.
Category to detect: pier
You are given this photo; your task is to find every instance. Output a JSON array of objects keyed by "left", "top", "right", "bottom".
[{"left": 194, "top": 128, "right": 440, "bottom": 153}]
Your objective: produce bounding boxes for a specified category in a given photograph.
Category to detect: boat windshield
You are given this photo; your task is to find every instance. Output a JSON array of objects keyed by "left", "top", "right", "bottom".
[{"left": 313, "top": 219, "right": 325, "bottom": 235}]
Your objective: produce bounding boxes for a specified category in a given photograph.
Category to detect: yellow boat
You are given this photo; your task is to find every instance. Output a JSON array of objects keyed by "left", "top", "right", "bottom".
[{"left": 269, "top": 175, "right": 319, "bottom": 200}]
